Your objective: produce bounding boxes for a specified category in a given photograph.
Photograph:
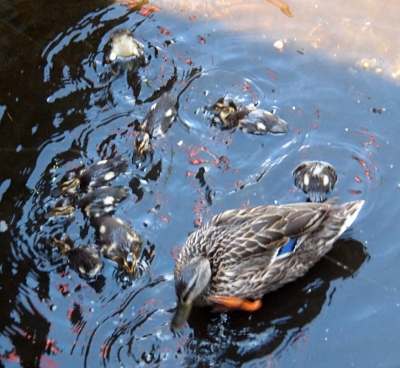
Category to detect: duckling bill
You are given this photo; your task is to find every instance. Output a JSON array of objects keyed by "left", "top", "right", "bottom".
[
  {"left": 209, "top": 97, "right": 289, "bottom": 135},
  {"left": 172, "top": 198, "right": 364, "bottom": 331},
  {"left": 91, "top": 216, "right": 142, "bottom": 275},
  {"left": 293, "top": 161, "right": 338, "bottom": 202}
]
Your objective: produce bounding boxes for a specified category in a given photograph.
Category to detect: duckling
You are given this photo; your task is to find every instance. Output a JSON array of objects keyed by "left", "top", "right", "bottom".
[
  {"left": 52, "top": 233, "right": 104, "bottom": 280},
  {"left": 46, "top": 198, "right": 75, "bottom": 218},
  {"left": 293, "top": 161, "right": 338, "bottom": 202},
  {"left": 108, "top": 28, "right": 144, "bottom": 62},
  {"left": 209, "top": 97, "right": 289, "bottom": 134},
  {"left": 91, "top": 216, "right": 142, "bottom": 276},
  {"left": 52, "top": 155, "right": 128, "bottom": 197},
  {"left": 78, "top": 186, "right": 130, "bottom": 218},
  {"left": 134, "top": 91, "right": 178, "bottom": 157}
]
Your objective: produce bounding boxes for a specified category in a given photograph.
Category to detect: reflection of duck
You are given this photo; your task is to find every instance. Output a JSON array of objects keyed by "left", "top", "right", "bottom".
[
  {"left": 79, "top": 186, "right": 129, "bottom": 217},
  {"left": 108, "top": 29, "right": 144, "bottom": 62},
  {"left": 171, "top": 199, "right": 364, "bottom": 331},
  {"left": 134, "top": 91, "right": 178, "bottom": 157},
  {"left": 91, "top": 216, "right": 142, "bottom": 275},
  {"left": 293, "top": 161, "right": 338, "bottom": 202},
  {"left": 52, "top": 234, "right": 104, "bottom": 280},
  {"left": 209, "top": 97, "right": 289, "bottom": 134},
  {"left": 53, "top": 155, "right": 128, "bottom": 197}
]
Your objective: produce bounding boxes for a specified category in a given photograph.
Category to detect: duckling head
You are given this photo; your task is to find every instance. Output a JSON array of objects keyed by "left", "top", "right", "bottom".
[
  {"left": 52, "top": 233, "right": 74, "bottom": 256},
  {"left": 123, "top": 252, "right": 138, "bottom": 274},
  {"left": 171, "top": 257, "right": 211, "bottom": 332},
  {"left": 208, "top": 98, "right": 238, "bottom": 127},
  {"left": 134, "top": 131, "right": 152, "bottom": 156},
  {"left": 109, "top": 28, "right": 144, "bottom": 62}
]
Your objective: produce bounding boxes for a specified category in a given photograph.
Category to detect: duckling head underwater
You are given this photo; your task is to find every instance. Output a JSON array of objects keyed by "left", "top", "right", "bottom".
[{"left": 293, "top": 161, "right": 338, "bottom": 202}]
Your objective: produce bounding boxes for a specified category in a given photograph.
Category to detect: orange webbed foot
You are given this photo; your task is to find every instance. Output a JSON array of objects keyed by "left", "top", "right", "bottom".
[{"left": 209, "top": 295, "right": 262, "bottom": 312}]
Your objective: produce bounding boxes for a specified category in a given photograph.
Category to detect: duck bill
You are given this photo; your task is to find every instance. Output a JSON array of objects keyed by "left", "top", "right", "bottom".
[{"left": 171, "top": 302, "right": 192, "bottom": 333}]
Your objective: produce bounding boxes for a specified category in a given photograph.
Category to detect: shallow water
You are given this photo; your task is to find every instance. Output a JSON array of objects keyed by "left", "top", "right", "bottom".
[{"left": 0, "top": 0, "right": 399, "bottom": 367}]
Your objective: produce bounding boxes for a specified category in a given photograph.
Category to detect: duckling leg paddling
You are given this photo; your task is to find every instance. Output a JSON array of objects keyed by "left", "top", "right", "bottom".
[{"left": 172, "top": 199, "right": 364, "bottom": 331}]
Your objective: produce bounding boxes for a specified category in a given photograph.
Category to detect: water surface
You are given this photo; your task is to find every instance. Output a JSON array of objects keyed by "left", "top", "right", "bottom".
[{"left": 0, "top": 0, "right": 399, "bottom": 367}]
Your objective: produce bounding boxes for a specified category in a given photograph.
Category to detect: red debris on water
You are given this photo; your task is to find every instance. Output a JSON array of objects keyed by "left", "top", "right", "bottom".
[
  {"left": 158, "top": 26, "right": 172, "bottom": 36},
  {"left": 349, "top": 189, "right": 362, "bottom": 194},
  {"left": 354, "top": 176, "right": 362, "bottom": 182},
  {"left": 171, "top": 245, "right": 181, "bottom": 260},
  {"left": 357, "top": 131, "right": 377, "bottom": 146},
  {"left": 189, "top": 15, "right": 196, "bottom": 20},
  {"left": 352, "top": 155, "right": 373, "bottom": 180},
  {"left": 197, "top": 35, "right": 206, "bottom": 43},
  {"left": 159, "top": 216, "right": 170, "bottom": 223}
]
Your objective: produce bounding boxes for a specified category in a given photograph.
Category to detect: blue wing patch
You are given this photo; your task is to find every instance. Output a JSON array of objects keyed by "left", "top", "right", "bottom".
[{"left": 277, "top": 238, "right": 298, "bottom": 258}]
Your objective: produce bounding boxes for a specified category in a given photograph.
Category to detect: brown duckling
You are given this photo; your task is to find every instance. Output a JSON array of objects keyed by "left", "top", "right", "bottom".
[
  {"left": 52, "top": 233, "right": 104, "bottom": 280},
  {"left": 78, "top": 186, "right": 130, "bottom": 218},
  {"left": 52, "top": 155, "right": 128, "bottom": 197},
  {"left": 293, "top": 161, "right": 338, "bottom": 202},
  {"left": 108, "top": 28, "right": 144, "bottom": 62},
  {"left": 209, "top": 97, "right": 289, "bottom": 134},
  {"left": 46, "top": 198, "right": 75, "bottom": 218},
  {"left": 91, "top": 216, "right": 142, "bottom": 276},
  {"left": 134, "top": 91, "right": 178, "bottom": 157}
]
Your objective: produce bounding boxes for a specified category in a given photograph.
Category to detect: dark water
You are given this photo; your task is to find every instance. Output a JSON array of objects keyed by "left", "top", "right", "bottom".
[{"left": 0, "top": 1, "right": 399, "bottom": 367}]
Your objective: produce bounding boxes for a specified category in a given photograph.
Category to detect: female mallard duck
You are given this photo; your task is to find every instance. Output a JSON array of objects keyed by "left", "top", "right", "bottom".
[
  {"left": 52, "top": 155, "right": 128, "bottom": 197},
  {"left": 52, "top": 233, "right": 104, "bottom": 280},
  {"left": 293, "top": 161, "right": 338, "bottom": 202},
  {"left": 108, "top": 28, "right": 144, "bottom": 62},
  {"left": 91, "top": 215, "right": 142, "bottom": 276},
  {"left": 171, "top": 198, "right": 364, "bottom": 331},
  {"left": 209, "top": 97, "right": 289, "bottom": 134},
  {"left": 134, "top": 91, "right": 178, "bottom": 157}
]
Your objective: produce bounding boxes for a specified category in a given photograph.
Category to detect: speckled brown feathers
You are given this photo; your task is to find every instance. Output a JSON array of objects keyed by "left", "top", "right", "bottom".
[{"left": 174, "top": 199, "right": 364, "bottom": 307}]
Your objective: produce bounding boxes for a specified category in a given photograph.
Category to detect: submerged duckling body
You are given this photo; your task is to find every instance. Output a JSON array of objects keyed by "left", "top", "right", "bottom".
[
  {"left": 210, "top": 97, "right": 289, "bottom": 134},
  {"left": 293, "top": 161, "right": 338, "bottom": 202},
  {"left": 134, "top": 91, "right": 178, "bottom": 156},
  {"left": 52, "top": 234, "right": 104, "bottom": 280},
  {"left": 53, "top": 155, "right": 128, "bottom": 197},
  {"left": 91, "top": 216, "right": 142, "bottom": 275},
  {"left": 171, "top": 198, "right": 364, "bottom": 331},
  {"left": 79, "top": 186, "right": 130, "bottom": 218},
  {"left": 108, "top": 28, "right": 144, "bottom": 62}
]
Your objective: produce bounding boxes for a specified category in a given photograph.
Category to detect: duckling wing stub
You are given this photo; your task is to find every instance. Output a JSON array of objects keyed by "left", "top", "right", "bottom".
[{"left": 239, "top": 110, "right": 289, "bottom": 134}]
